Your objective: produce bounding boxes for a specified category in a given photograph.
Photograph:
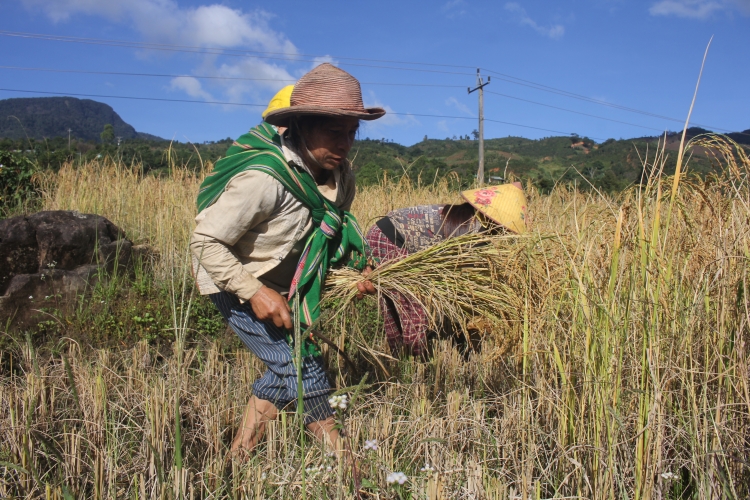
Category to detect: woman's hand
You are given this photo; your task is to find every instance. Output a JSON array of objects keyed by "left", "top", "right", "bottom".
[
  {"left": 249, "top": 286, "right": 293, "bottom": 329},
  {"left": 355, "top": 266, "right": 376, "bottom": 299}
]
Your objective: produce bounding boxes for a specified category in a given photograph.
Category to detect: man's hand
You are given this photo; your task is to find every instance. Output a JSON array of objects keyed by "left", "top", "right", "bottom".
[
  {"left": 249, "top": 286, "right": 292, "bottom": 329},
  {"left": 356, "top": 266, "right": 376, "bottom": 299}
]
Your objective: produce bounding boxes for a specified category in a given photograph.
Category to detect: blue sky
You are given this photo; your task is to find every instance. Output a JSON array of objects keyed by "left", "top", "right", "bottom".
[{"left": 1, "top": 0, "right": 748, "bottom": 145}]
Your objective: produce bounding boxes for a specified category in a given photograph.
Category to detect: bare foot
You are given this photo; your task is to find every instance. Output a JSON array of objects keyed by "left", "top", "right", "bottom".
[{"left": 230, "top": 396, "right": 278, "bottom": 457}]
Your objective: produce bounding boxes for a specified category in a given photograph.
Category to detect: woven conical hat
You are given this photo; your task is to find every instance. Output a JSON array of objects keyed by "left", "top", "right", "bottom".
[{"left": 461, "top": 182, "right": 527, "bottom": 234}]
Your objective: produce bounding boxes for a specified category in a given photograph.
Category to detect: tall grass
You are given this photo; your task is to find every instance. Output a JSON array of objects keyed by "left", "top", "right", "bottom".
[{"left": 1, "top": 135, "right": 749, "bottom": 498}]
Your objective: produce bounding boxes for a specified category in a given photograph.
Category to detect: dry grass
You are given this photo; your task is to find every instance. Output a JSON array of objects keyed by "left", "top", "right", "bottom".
[
  {"left": 1, "top": 135, "right": 750, "bottom": 498},
  {"left": 324, "top": 233, "right": 529, "bottom": 347}
]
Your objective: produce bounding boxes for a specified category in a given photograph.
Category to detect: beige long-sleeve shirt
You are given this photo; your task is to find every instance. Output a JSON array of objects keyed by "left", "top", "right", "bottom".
[{"left": 190, "top": 140, "right": 355, "bottom": 300}]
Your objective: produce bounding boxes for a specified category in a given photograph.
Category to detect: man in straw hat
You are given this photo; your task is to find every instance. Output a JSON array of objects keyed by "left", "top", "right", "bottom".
[
  {"left": 191, "top": 63, "right": 384, "bottom": 456},
  {"left": 365, "top": 182, "right": 527, "bottom": 355}
]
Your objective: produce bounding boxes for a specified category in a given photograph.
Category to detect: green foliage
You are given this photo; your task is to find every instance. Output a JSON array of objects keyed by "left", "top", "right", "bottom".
[
  {"left": 2, "top": 258, "right": 230, "bottom": 351},
  {"left": 0, "top": 150, "right": 40, "bottom": 215},
  {"left": 1, "top": 96, "right": 743, "bottom": 193},
  {"left": 350, "top": 130, "right": 731, "bottom": 193},
  {"left": 100, "top": 123, "right": 115, "bottom": 144},
  {"left": 0, "top": 135, "right": 234, "bottom": 173}
]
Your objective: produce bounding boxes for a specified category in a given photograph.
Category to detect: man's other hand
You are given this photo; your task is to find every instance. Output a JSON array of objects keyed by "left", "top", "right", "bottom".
[{"left": 250, "top": 286, "right": 293, "bottom": 329}]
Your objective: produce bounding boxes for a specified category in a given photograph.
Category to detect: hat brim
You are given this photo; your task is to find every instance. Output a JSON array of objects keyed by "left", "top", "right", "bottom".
[
  {"left": 460, "top": 184, "right": 527, "bottom": 234},
  {"left": 460, "top": 193, "right": 506, "bottom": 229},
  {"left": 264, "top": 105, "right": 386, "bottom": 126}
]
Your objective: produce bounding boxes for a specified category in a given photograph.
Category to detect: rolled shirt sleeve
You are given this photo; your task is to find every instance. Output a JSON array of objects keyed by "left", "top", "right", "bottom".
[{"left": 190, "top": 170, "right": 283, "bottom": 301}]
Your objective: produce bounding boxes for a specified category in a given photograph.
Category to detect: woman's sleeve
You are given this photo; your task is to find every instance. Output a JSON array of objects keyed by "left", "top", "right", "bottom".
[{"left": 190, "top": 170, "right": 282, "bottom": 301}]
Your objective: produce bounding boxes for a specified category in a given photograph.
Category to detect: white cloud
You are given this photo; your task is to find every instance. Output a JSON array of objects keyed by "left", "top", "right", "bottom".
[
  {"left": 169, "top": 76, "right": 213, "bottom": 101},
  {"left": 442, "top": 0, "right": 467, "bottom": 18},
  {"left": 361, "top": 91, "right": 420, "bottom": 133},
  {"left": 21, "top": 0, "right": 302, "bottom": 107},
  {"left": 649, "top": 0, "right": 750, "bottom": 18},
  {"left": 22, "top": 0, "right": 297, "bottom": 53},
  {"left": 446, "top": 96, "right": 475, "bottom": 117},
  {"left": 649, "top": 0, "right": 722, "bottom": 18},
  {"left": 504, "top": 2, "right": 565, "bottom": 39},
  {"left": 735, "top": 0, "right": 750, "bottom": 14},
  {"left": 213, "top": 59, "right": 295, "bottom": 102}
]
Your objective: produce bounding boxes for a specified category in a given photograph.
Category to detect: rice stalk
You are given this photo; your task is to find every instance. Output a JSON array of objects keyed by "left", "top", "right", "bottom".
[{"left": 324, "top": 233, "right": 536, "bottom": 340}]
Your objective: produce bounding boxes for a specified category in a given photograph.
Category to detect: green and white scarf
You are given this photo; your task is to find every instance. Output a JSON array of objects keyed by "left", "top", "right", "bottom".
[{"left": 197, "top": 122, "right": 368, "bottom": 335}]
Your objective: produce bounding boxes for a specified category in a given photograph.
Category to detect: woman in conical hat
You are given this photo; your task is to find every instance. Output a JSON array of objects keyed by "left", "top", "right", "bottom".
[
  {"left": 191, "top": 63, "right": 384, "bottom": 457},
  {"left": 365, "top": 182, "right": 527, "bottom": 355}
]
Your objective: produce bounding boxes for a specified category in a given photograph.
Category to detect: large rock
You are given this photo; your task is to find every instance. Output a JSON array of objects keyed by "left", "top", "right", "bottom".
[{"left": 0, "top": 211, "right": 133, "bottom": 329}]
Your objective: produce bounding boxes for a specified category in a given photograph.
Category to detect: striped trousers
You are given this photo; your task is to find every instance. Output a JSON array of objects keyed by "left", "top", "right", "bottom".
[{"left": 210, "top": 291, "right": 333, "bottom": 424}]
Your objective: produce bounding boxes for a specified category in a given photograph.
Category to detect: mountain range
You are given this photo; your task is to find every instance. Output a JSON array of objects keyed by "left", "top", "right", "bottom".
[{"left": 0, "top": 97, "right": 159, "bottom": 142}]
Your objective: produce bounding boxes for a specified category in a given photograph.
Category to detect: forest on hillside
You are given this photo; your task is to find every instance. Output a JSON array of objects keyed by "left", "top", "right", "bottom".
[{"left": 2, "top": 126, "right": 747, "bottom": 194}]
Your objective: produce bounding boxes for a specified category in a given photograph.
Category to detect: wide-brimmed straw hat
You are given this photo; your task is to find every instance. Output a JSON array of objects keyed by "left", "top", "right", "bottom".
[
  {"left": 461, "top": 182, "right": 528, "bottom": 234},
  {"left": 264, "top": 63, "right": 386, "bottom": 126},
  {"left": 262, "top": 85, "right": 294, "bottom": 119}
]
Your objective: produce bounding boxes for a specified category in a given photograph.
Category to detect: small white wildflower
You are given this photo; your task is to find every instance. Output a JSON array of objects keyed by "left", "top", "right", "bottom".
[
  {"left": 420, "top": 463, "right": 435, "bottom": 473},
  {"left": 660, "top": 472, "right": 678, "bottom": 481},
  {"left": 326, "top": 466, "right": 332, "bottom": 472},
  {"left": 328, "top": 394, "right": 348, "bottom": 411},
  {"left": 29, "top": 295, "right": 33, "bottom": 299},
  {"left": 261, "top": 472, "right": 267, "bottom": 480},
  {"left": 44, "top": 295, "right": 50, "bottom": 300},
  {"left": 364, "top": 439, "right": 378, "bottom": 451},
  {"left": 386, "top": 472, "right": 407, "bottom": 485}
]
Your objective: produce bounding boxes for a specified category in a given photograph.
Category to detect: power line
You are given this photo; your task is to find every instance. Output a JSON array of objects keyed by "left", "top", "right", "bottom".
[
  {"left": 0, "top": 30, "right": 475, "bottom": 77},
  {"left": 0, "top": 65, "right": 466, "bottom": 89},
  {"left": 0, "top": 30, "right": 479, "bottom": 71},
  {"left": 485, "top": 89, "right": 665, "bottom": 132},
  {"left": 482, "top": 68, "right": 741, "bottom": 135},
  {"left": 0, "top": 65, "right": 678, "bottom": 134},
  {"left": 5, "top": 64, "right": 741, "bottom": 137},
  {"left": 0, "top": 88, "right": 266, "bottom": 107},
  {"left": 3, "top": 29, "right": 744, "bottom": 137},
  {"left": 2, "top": 29, "right": 735, "bottom": 133},
  {"left": 0, "top": 88, "right": 588, "bottom": 138},
  {"left": 2, "top": 30, "right": 743, "bottom": 139}
]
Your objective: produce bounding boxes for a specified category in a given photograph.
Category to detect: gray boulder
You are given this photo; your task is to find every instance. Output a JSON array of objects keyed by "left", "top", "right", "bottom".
[{"left": 0, "top": 211, "right": 133, "bottom": 329}]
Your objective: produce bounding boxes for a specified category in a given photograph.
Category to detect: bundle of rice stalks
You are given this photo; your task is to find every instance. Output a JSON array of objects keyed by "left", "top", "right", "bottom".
[{"left": 324, "top": 233, "right": 535, "bottom": 338}]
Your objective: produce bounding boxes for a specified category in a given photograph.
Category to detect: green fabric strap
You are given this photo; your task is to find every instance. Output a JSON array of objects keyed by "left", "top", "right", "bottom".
[{"left": 197, "top": 123, "right": 368, "bottom": 355}]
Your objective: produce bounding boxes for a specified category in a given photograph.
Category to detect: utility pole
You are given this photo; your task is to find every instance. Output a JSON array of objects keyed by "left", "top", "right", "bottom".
[
  {"left": 116, "top": 136, "right": 122, "bottom": 164},
  {"left": 67, "top": 128, "right": 72, "bottom": 150},
  {"left": 468, "top": 69, "right": 490, "bottom": 184}
]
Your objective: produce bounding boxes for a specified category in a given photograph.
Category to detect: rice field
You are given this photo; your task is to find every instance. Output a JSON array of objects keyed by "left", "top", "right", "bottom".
[{"left": 1, "top": 135, "right": 749, "bottom": 499}]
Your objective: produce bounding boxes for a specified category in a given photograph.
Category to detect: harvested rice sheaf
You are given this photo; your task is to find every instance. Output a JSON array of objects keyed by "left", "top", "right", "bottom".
[{"left": 324, "top": 233, "right": 540, "bottom": 347}]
